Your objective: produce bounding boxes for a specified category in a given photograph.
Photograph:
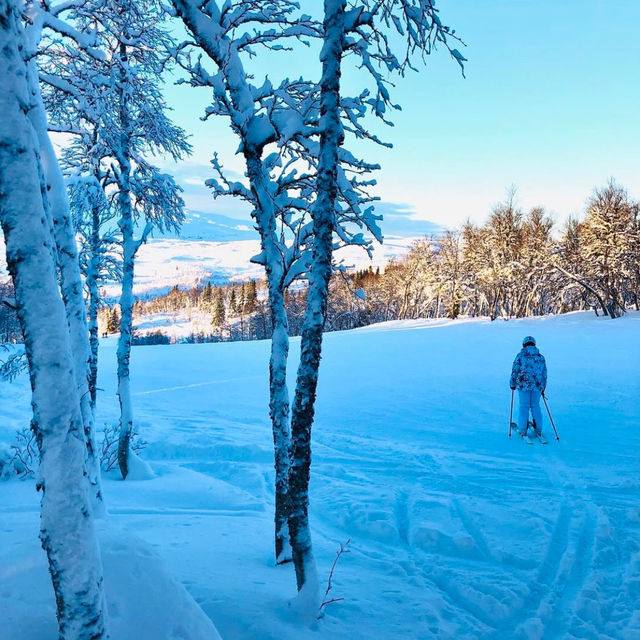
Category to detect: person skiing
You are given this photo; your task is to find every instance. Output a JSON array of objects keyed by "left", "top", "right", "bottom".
[{"left": 510, "top": 336, "right": 547, "bottom": 436}]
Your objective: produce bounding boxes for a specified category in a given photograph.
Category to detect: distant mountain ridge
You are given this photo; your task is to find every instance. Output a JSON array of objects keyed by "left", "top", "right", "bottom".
[
  {"left": 158, "top": 211, "right": 257, "bottom": 243},
  {"left": 2, "top": 208, "right": 442, "bottom": 297},
  {"left": 159, "top": 205, "right": 442, "bottom": 243},
  {"left": 158, "top": 206, "right": 441, "bottom": 244}
]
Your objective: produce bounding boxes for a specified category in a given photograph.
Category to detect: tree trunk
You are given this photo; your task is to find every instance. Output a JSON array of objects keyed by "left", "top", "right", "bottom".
[
  {"left": 173, "top": 0, "right": 299, "bottom": 561},
  {"left": 268, "top": 286, "right": 292, "bottom": 564},
  {"left": 116, "top": 38, "right": 138, "bottom": 479},
  {"left": 553, "top": 264, "right": 611, "bottom": 318},
  {"left": 116, "top": 219, "right": 136, "bottom": 479},
  {"left": 288, "top": 0, "right": 346, "bottom": 595},
  {"left": 87, "top": 201, "right": 101, "bottom": 410},
  {"left": 0, "top": 5, "right": 108, "bottom": 634},
  {"left": 24, "top": 23, "right": 104, "bottom": 515}
]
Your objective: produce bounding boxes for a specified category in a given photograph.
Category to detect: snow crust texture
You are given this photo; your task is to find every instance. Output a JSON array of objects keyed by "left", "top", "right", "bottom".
[{"left": 1, "top": 312, "right": 639, "bottom": 639}]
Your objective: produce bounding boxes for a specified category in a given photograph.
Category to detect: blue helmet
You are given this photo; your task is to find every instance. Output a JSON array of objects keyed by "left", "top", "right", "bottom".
[{"left": 522, "top": 336, "right": 536, "bottom": 347}]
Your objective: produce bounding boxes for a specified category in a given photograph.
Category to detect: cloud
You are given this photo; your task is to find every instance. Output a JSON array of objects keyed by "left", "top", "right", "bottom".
[{"left": 372, "top": 202, "right": 442, "bottom": 238}]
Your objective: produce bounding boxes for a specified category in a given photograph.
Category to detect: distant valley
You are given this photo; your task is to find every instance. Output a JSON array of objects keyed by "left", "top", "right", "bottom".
[{"left": 1, "top": 207, "right": 441, "bottom": 299}]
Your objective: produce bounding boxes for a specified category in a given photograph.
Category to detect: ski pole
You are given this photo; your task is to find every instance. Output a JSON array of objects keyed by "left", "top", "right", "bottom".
[
  {"left": 509, "top": 389, "right": 514, "bottom": 438},
  {"left": 542, "top": 393, "right": 560, "bottom": 441}
]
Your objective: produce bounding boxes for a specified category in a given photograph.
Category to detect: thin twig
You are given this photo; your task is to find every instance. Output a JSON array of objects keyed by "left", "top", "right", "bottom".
[{"left": 317, "top": 538, "right": 351, "bottom": 619}]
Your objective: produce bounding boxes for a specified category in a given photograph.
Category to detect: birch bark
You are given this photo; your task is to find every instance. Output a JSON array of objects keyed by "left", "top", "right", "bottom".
[
  {"left": 0, "top": 2, "right": 108, "bottom": 635},
  {"left": 24, "top": 1, "right": 104, "bottom": 515},
  {"left": 172, "top": 0, "right": 296, "bottom": 560}
]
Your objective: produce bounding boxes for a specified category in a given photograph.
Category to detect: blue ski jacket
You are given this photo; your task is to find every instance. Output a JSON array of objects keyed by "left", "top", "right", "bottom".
[{"left": 510, "top": 345, "right": 547, "bottom": 392}]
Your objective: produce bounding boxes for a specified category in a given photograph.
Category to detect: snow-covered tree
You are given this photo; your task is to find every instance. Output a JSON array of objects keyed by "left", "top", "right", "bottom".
[
  {"left": 72, "top": 0, "right": 191, "bottom": 478},
  {"left": 555, "top": 181, "right": 639, "bottom": 318},
  {"left": 172, "top": 0, "right": 462, "bottom": 595},
  {"left": 0, "top": 0, "right": 107, "bottom": 635},
  {"left": 36, "top": 0, "right": 189, "bottom": 478},
  {"left": 211, "top": 287, "right": 226, "bottom": 329},
  {"left": 244, "top": 279, "right": 258, "bottom": 314},
  {"left": 18, "top": 0, "right": 111, "bottom": 514},
  {"left": 172, "top": 0, "right": 382, "bottom": 566},
  {"left": 285, "top": 0, "right": 464, "bottom": 596},
  {"left": 67, "top": 165, "right": 121, "bottom": 407},
  {"left": 435, "top": 230, "right": 465, "bottom": 319},
  {"left": 105, "top": 306, "right": 121, "bottom": 334},
  {"left": 39, "top": 36, "right": 121, "bottom": 407},
  {"left": 0, "top": 281, "right": 21, "bottom": 343}
]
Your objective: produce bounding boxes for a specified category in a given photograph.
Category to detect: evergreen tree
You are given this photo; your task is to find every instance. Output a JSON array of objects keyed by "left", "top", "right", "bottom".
[
  {"left": 238, "top": 283, "right": 246, "bottom": 315},
  {"left": 211, "top": 288, "right": 226, "bottom": 328},
  {"left": 202, "top": 281, "right": 213, "bottom": 307},
  {"left": 106, "top": 307, "right": 121, "bottom": 334},
  {"left": 244, "top": 279, "right": 258, "bottom": 314},
  {"left": 228, "top": 287, "right": 237, "bottom": 315}
]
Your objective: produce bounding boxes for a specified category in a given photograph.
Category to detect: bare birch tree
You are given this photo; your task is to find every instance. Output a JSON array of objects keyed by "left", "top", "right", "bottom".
[
  {"left": 172, "top": 0, "right": 381, "bottom": 566},
  {"left": 286, "top": 0, "right": 464, "bottom": 597}
]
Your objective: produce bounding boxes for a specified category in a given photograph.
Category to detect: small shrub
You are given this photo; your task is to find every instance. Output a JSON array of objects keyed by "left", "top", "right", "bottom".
[
  {"left": 0, "top": 427, "right": 37, "bottom": 480},
  {"left": 100, "top": 422, "right": 147, "bottom": 471}
]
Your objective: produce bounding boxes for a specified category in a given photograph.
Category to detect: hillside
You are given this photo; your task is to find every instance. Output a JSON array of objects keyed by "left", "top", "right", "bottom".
[
  {"left": 0, "top": 208, "right": 438, "bottom": 296},
  {"left": 1, "top": 312, "right": 638, "bottom": 639},
  {"left": 0, "top": 208, "right": 438, "bottom": 298}
]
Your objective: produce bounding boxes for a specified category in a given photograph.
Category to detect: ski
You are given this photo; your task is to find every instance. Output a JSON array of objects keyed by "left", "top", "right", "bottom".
[
  {"left": 532, "top": 430, "right": 549, "bottom": 445},
  {"left": 510, "top": 422, "right": 534, "bottom": 444},
  {"left": 510, "top": 422, "right": 548, "bottom": 445},
  {"left": 528, "top": 419, "right": 549, "bottom": 445}
]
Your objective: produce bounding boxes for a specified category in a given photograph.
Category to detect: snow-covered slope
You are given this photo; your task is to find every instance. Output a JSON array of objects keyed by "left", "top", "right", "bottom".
[
  {"left": 124, "top": 208, "right": 435, "bottom": 297},
  {"left": 2, "top": 208, "right": 437, "bottom": 296},
  {"left": 116, "top": 232, "right": 420, "bottom": 298},
  {"left": 2, "top": 311, "right": 637, "bottom": 639}
]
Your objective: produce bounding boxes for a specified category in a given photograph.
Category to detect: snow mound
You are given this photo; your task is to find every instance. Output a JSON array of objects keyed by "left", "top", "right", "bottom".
[
  {"left": 0, "top": 521, "right": 220, "bottom": 640},
  {"left": 125, "top": 452, "right": 156, "bottom": 480}
]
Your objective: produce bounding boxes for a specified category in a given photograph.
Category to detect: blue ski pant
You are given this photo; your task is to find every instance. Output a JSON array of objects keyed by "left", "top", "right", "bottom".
[{"left": 518, "top": 389, "right": 543, "bottom": 431}]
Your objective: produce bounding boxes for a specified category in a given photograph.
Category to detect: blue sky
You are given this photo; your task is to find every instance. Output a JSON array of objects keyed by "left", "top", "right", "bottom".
[{"left": 163, "top": 0, "right": 640, "bottom": 232}]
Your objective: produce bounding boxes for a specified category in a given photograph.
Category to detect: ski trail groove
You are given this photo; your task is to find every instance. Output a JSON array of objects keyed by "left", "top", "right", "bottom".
[
  {"left": 540, "top": 505, "right": 597, "bottom": 640},
  {"left": 394, "top": 491, "right": 410, "bottom": 546},
  {"left": 453, "top": 498, "right": 493, "bottom": 561},
  {"left": 487, "top": 501, "right": 572, "bottom": 640},
  {"left": 392, "top": 490, "right": 496, "bottom": 635},
  {"left": 132, "top": 376, "right": 260, "bottom": 396},
  {"left": 536, "top": 501, "right": 572, "bottom": 589},
  {"left": 425, "top": 569, "right": 498, "bottom": 633}
]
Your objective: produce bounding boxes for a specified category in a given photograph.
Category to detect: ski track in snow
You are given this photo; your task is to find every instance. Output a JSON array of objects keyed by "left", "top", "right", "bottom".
[
  {"left": 132, "top": 376, "right": 261, "bottom": 396},
  {"left": 1, "top": 312, "right": 639, "bottom": 639}
]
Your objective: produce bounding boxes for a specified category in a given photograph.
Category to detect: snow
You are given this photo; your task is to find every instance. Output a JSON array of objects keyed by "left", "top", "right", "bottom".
[
  {"left": 1, "top": 208, "right": 423, "bottom": 297},
  {"left": 98, "top": 234, "right": 417, "bottom": 298},
  {"left": 0, "top": 504, "right": 220, "bottom": 640},
  {"left": 1, "top": 311, "right": 639, "bottom": 639}
]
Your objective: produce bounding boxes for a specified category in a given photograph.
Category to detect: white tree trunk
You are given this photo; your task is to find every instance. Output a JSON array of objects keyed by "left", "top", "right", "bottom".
[
  {"left": 242, "top": 154, "right": 294, "bottom": 564},
  {"left": 114, "top": 176, "right": 138, "bottom": 479},
  {"left": 268, "top": 285, "right": 292, "bottom": 564},
  {"left": 116, "top": 230, "right": 136, "bottom": 479},
  {"left": 0, "top": 3, "right": 108, "bottom": 636},
  {"left": 87, "top": 200, "right": 101, "bottom": 410},
  {"left": 24, "top": 5, "right": 104, "bottom": 516},
  {"left": 172, "top": 0, "right": 296, "bottom": 562},
  {"left": 115, "top": 38, "right": 137, "bottom": 480}
]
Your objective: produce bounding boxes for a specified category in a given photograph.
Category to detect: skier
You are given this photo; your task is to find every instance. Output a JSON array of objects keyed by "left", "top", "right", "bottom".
[{"left": 510, "top": 336, "right": 547, "bottom": 436}]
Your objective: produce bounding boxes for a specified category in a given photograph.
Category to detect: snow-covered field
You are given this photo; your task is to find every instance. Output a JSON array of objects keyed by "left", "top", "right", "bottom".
[
  {"left": 101, "top": 234, "right": 418, "bottom": 298},
  {"left": 1, "top": 312, "right": 639, "bottom": 639},
  {"left": 1, "top": 209, "right": 423, "bottom": 298}
]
